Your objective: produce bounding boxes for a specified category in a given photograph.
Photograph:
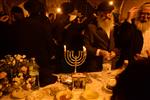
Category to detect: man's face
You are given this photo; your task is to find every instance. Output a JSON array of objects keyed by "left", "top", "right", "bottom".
[
  {"left": 96, "top": 11, "right": 114, "bottom": 34},
  {"left": 139, "top": 7, "right": 150, "bottom": 23},
  {"left": 97, "top": 11, "right": 113, "bottom": 21}
]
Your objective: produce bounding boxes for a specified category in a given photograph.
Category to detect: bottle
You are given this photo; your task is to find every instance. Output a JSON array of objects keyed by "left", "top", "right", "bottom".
[{"left": 28, "top": 58, "right": 40, "bottom": 90}]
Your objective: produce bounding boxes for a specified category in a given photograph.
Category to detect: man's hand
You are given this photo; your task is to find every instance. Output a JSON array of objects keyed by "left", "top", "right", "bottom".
[
  {"left": 146, "top": 50, "right": 150, "bottom": 57},
  {"left": 134, "top": 54, "right": 145, "bottom": 61},
  {"left": 110, "top": 51, "right": 116, "bottom": 60},
  {"left": 127, "top": 7, "right": 138, "bottom": 23},
  {"left": 99, "top": 49, "right": 110, "bottom": 60},
  {"left": 99, "top": 50, "right": 116, "bottom": 60}
]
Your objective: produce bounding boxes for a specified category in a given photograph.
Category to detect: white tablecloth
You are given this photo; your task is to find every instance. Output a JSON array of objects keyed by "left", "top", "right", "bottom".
[{"left": 1, "top": 68, "right": 125, "bottom": 100}]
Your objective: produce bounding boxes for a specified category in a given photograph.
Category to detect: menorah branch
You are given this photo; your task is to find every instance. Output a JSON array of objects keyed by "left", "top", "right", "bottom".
[{"left": 64, "top": 45, "right": 87, "bottom": 73}]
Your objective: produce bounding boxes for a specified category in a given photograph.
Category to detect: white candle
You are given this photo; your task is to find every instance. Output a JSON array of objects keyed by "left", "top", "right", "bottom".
[
  {"left": 83, "top": 46, "right": 86, "bottom": 52},
  {"left": 64, "top": 45, "right": 66, "bottom": 52}
]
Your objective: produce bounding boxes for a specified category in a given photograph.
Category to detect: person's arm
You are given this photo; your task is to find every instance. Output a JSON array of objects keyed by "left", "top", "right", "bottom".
[
  {"left": 84, "top": 24, "right": 110, "bottom": 59},
  {"left": 126, "top": 7, "right": 138, "bottom": 23}
]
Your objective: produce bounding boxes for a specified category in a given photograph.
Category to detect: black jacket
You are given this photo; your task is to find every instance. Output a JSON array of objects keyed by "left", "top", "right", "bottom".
[{"left": 84, "top": 23, "right": 116, "bottom": 71}]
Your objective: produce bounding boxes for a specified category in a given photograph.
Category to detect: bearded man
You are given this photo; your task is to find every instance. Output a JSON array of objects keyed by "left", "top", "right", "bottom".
[
  {"left": 117, "top": 2, "right": 150, "bottom": 65},
  {"left": 84, "top": 1, "right": 118, "bottom": 72},
  {"left": 112, "top": 2, "right": 150, "bottom": 100}
]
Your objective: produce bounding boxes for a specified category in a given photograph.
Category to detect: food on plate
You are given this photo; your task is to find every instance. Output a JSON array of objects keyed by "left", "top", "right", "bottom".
[
  {"left": 80, "top": 90, "right": 100, "bottom": 100},
  {"left": 56, "top": 90, "right": 72, "bottom": 100}
]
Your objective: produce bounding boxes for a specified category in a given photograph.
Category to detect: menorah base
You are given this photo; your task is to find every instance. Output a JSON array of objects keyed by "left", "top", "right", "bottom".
[{"left": 72, "top": 73, "right": 86, "bottom": 89}]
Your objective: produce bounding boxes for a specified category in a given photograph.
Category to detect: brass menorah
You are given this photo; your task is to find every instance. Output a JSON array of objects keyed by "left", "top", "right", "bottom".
[{"left": 64, "top": 45, "right": 87, "bottom": 73}]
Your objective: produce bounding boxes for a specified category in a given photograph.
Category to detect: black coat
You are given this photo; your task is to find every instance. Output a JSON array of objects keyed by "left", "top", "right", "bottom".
[
  {"left": 0, "top": 21, "right": 12, "bottom": 58},
  {"left": 51, "top": 14, "right": 86, "bottom": 73},
  {"left": 84, "top": 23, "right": 116, "bottom": 71},
  {"left": 14, "top": 15, "right": 52, "bottom": 68},
  {"left": 116, "top": 20, "right": 143, "bottom": 66},
  {"left": 12, "top": 15, "right": 57, "bottom": 86}
]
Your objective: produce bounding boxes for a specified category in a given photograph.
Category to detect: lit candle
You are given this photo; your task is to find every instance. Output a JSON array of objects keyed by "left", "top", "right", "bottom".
[
  {"left": 64, "top": 45, "right": 66, "bottom": 52},
  {"left": 83, "top": 46, "right": 86, "bottom": 52}
]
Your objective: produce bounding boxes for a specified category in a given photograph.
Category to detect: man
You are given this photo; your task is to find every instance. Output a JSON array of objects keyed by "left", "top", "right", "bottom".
[
  {"left": 17, "top": 0, "right": 57, "bottom": 87},
  {"left": 112, "top": 2, "right": 150, "bottom": 100},
  {"left": 134, "top": 3, "right": 150, "bottom": 58},
  {"left": 50, "top": 2, "right": 75, "bottom": 73},
  {"left": 84, "top": 1, "right": 117, "bottom": 72},
  {"left": 51, "top": 2, "right": 88, "bottom": 73},
  {"left": 117, "top": 2, "right": 150, "bottom": 65},
  {"left": 10, "top": 6, "right": 26, "bottom": 54}
]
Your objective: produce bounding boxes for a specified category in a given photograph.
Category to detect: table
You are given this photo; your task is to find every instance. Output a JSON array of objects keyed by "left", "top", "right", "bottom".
[{"left": 1, "top": 67, "right": 125, "bottom": 100}]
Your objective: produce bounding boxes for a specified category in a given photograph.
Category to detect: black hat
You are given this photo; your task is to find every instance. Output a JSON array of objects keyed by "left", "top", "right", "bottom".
[
  {"left": 24, "top": 0, "right": 44, "bottom": 14},
  {"left": 61, "top": 2, "right": 74, "bottom": 14},
  {"left": 11, "top": 6, "right": 23, "bottom": 14},
  {"left": 96, "top": 1, "right": 114, "bottom": 13}
]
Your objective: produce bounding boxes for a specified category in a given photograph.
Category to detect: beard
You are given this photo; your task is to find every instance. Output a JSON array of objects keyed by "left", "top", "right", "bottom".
[
  {"left": 97, "top": 15, "right": 114, "bottom": 37},
  {"left": 135, "top": 19, "right": 150, "bottom": 33}
]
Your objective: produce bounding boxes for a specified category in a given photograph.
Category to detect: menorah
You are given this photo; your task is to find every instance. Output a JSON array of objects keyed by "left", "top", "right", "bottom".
[{"left": 64, "top": 45, "right": 87, "bottom": 73}]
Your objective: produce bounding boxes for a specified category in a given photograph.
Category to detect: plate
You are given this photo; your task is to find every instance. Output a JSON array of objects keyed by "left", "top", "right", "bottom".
[
  {"left": 11, "top": 89, "right": 26, "bottom": 99},
  {"left": 80, "top": 90, "right": 100, "bottom": 100},
  {"left": 56, "top": 90, "right": 72, "bottom": 100}
]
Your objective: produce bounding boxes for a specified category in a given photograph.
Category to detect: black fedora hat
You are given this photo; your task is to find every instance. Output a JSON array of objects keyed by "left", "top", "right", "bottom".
[{"left": 96, "top": 1, "right": 114, "bottom": 13}]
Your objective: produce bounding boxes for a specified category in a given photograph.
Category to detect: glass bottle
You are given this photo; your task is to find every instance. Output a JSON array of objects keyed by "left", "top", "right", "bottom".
[{"left": 28, "top": 58, "right": 40, "bottom": 90}]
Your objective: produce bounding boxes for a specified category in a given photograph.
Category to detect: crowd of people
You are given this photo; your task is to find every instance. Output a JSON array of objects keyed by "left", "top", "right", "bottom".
[{"left": 0, "top": 0, "right": 150, "bottom": 99}]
